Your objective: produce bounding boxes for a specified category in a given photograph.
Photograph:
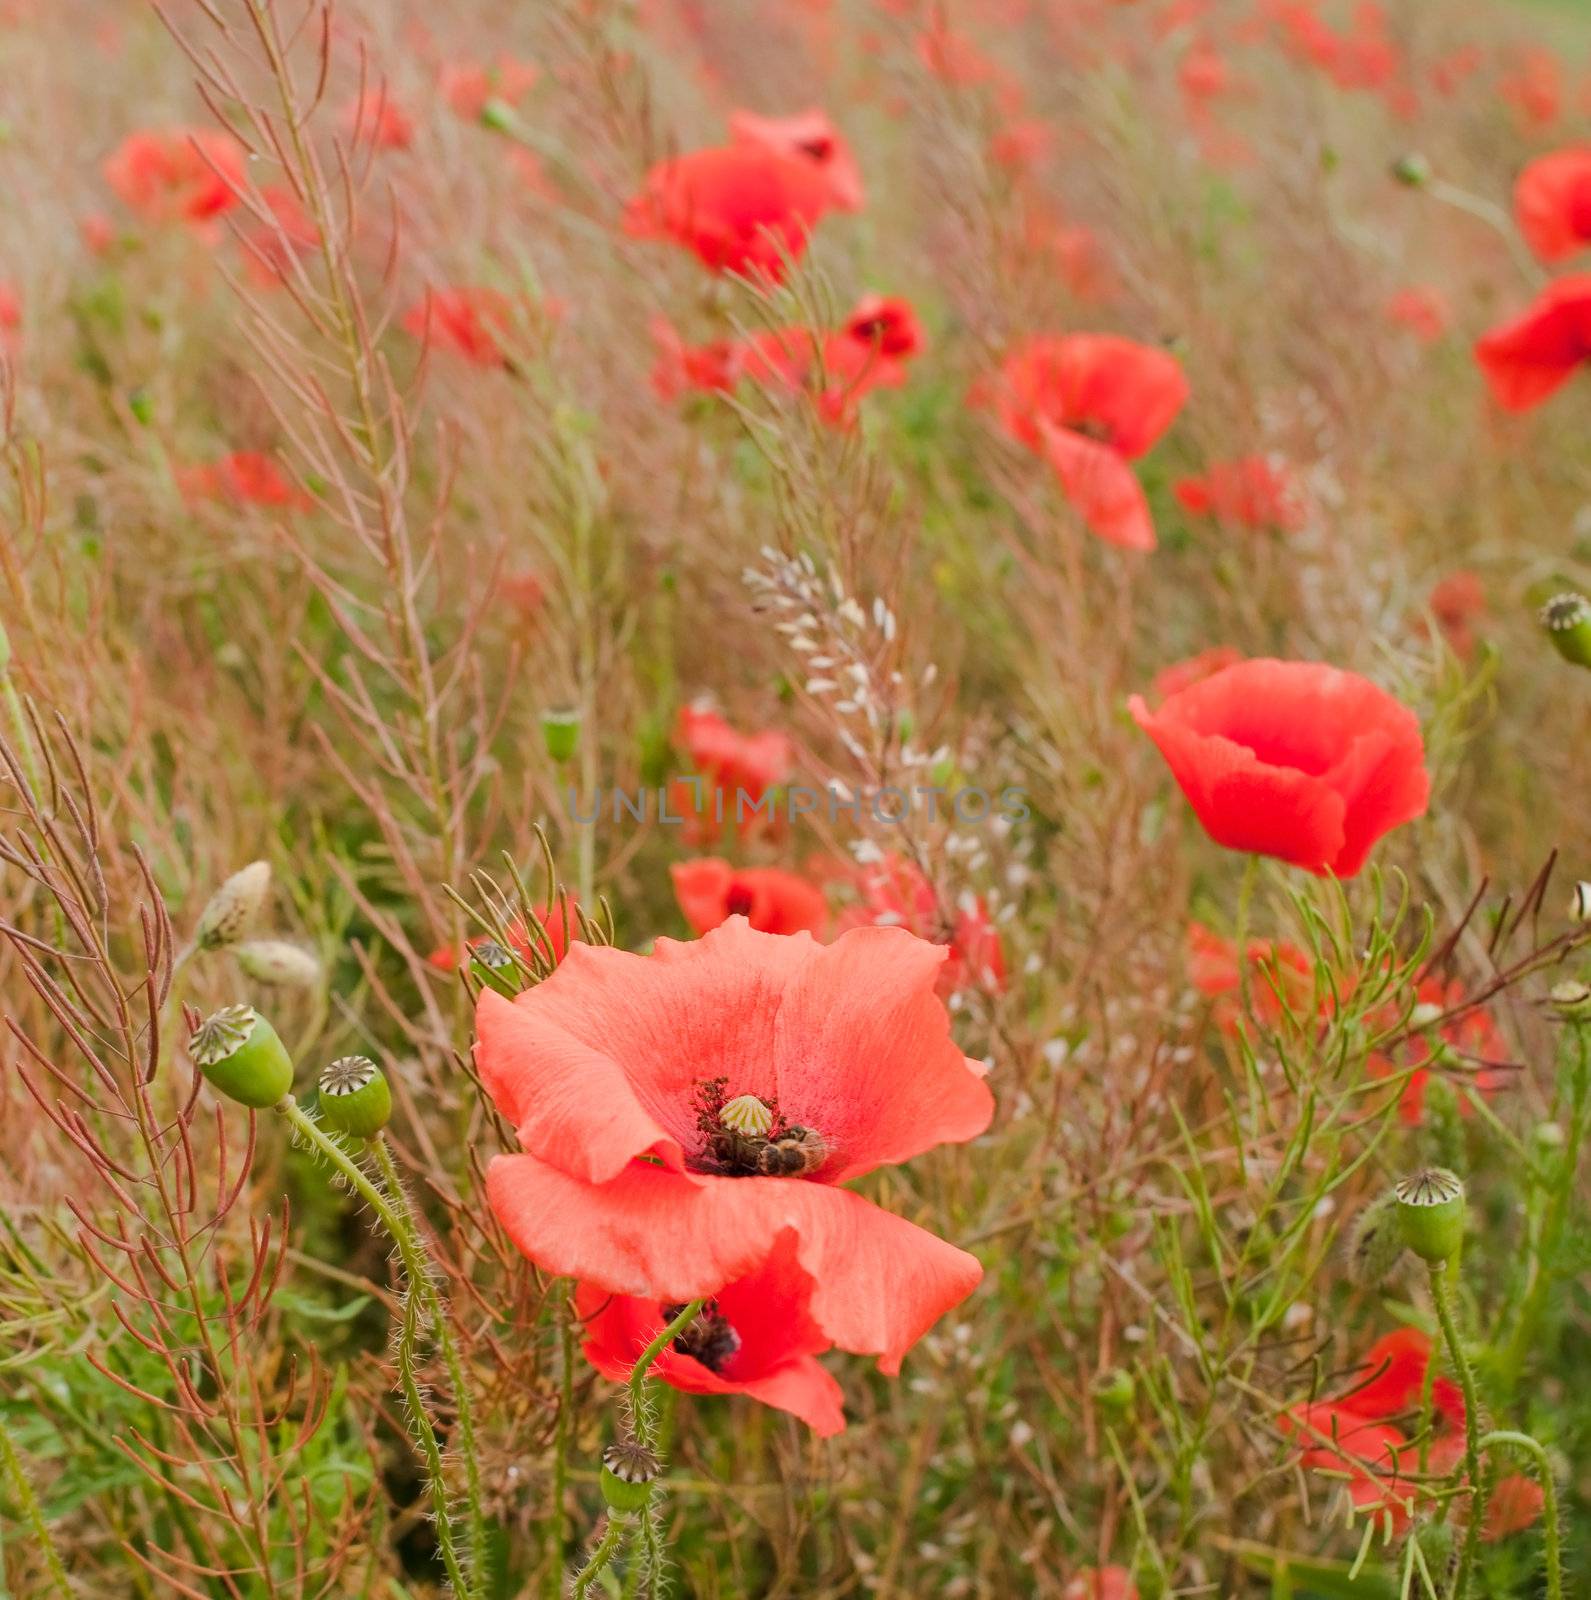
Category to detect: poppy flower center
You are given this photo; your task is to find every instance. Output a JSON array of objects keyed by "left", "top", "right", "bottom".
[
  {"left": 663, "top": 1300, "right": 741, "bottom": 1372},
  {"left": 724, "top": 883, "right": 756, "bottom": 917},
  {"left": 689, "top": 1078, "right": 829, "bottom": 1179},
  {"left": 1067, "top": 416, "right": 1116, "bottom": 445},
  {"left": 798, "top": 137, "right": 834, "bottom": 161}
]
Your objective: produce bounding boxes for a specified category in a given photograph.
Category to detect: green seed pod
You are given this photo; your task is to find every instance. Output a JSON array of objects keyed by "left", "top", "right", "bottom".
[
  {"left": 541, "top": 708, "right": 580, "bottom": 764},
  {"left": 1091, "top": 1367, "right": 1136, "bottom": 1414},
  {"left": 189, "top": 1005, "right": 294, "bottom": 1108},
  {"left": 1391, "top": 152, "right": 1432, "bottom": 188},
  {"left": 719, "top": 1094, "right": 774, "bottom": 1137},
  {"left": 196, "top": 861, "right": 271, "bottom": 950},
  {"left": 479, "top": 96, "right": 516, "bottom": 134},
  {"left": 317, "top": 1056, "right": 393, "bottom": 1139},
  {"left": 235, "top": 939, "right": 321, "bottom": 990},
  {"left": 1348, "top": 1191, "right": 1406, "bottom": 1286},
  {"left": 1394, "top": 1168, "right": 1466, "bottom": 1265},
  {"left": 599, "top": 1440, "right": 660, "bottom": 1514},
  {"left": 1540, "top": 592, "right": 1591, "bottom": 668},
  {"left": 468, "top": 939, "right": 521, "bottom": 998},
  {"left": 1549, "top": 980, "right": 1590, "bottom": 1020}
]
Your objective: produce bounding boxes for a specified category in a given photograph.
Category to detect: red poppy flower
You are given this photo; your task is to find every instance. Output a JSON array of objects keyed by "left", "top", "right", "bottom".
[
  {"left": 975, "top": 334, "right": 1187, "bottom": 551},
  {"left": 1179, "top": 42, "right": 1233, "bottom": 101},
  {"left": 842, "top": 295, "right": 924, "bottom": 360},
  {"left": 672, "top": 858, "right": 829, "bottom": 937},
  {"left": 1425, "top": 570, "right": 1486, "bottom": 660},
  {"left": 1186, "top": 921, "right": 1316, "bottom": 1034},
  {"left": 176, "top": 451, "right": 312, "bottom": 512},
  {"left": 479, "top": 919, "right": 994, "bottom": 1375},
  {"left": 1385, "top": 286, "right": 1449, "bottom": 343},
  {"left": 1063, "top": 1570, "right": 1138, "bottom": 1600},
  {"left": 1474, "top": 275, "right": 1591, "bottom": 412},
  {"left": 343, "top": 90, "right": 414, "bottom": 151},
  {"left": 1485, "top": 1474, "right": 1546, "bottom": 1541},
  {"left": 624, "top": 145, "right": 832, "bottom": 283},
  {"left": 649, "top": 318, "right": 741, "bottom": 402},
  {"left": 833, "top": 854, "right": 1006, "bottom": 997},
  {"left": 1500, "top": 48, "right": 1562, "bottom": 130},
  {"left": 1365, "top": 976, "right": 1509, "bottom": 1124},
  {"left": 1282, "top": 1328, "right": 1466, "bottom": 1530},
  {"left": 1129, "top": 658, "right": 1429, "bottom": 877},
  {"left": 402, "top": 286, "right": 555, "bottom": 367},
  {"left": 0, "top": 283, "right": 19, "bottom": 352},
  {"left": 575, "top": 1232, "right": 845, "bottom": 1434},
  {"left": 1152, "top": 646, "right": 1242, "bottom": 701},
  {"left": 1174, "top": 456, "right": 1305, "bottom": 532},
  {"left": 104, "top": 127, "right": 245, "bottom": 227},
  {"left": 1514, "top": 149, "right": 1591, "bottom": 264},
  {"left": 729, "top": 108, "right": 865, "bottom": 214},
  {"left": 677, "top": 704, "right": 791, "bottom": 799}
]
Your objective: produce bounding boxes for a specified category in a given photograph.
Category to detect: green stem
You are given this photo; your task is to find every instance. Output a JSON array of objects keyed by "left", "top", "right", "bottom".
[
  {"left": 547, "top": 1291, "right": 575, "bottom": 1598},
  {"left": 628, "top": 1301, "right": 703, "bottom": 1451},
  {"left": 370, "top": 1138, "right": 487, "bottom": 1583},
  {"left": 1429, "top": 1264, "right": 1481, "bottom": 1599},
  {"left": 571, "top": 1514, "right": 632, "bottom": 1598},
  {"left": 0, "top": 1410, "right": 73, "bottom": 1600},
  {"left": 276, "top": 1100, "right": 477, "bottom": 1600},
  {"left": 1477, "top": 1431, "right": 1562, "bottom": 1600}
]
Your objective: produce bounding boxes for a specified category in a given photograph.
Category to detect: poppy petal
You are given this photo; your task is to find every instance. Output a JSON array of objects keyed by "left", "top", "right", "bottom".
[{"left": 1040, "top": 425, "right": 1157, "bottom": 551}]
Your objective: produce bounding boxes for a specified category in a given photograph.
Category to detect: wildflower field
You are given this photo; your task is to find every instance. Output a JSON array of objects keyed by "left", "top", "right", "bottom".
[{"left": 4, "top": 0, "right": 1591, "bottom": 1595}]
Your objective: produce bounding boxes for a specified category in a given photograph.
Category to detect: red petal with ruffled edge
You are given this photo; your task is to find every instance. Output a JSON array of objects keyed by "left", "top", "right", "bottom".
[
  {"left": 1039, "top": 424, "right": 1157, "bottom": 551},
  {"left": 488, "top": 1152, "right": 982, "bottom": 1375},
  {"left": 475, "top": 918, "right": 990, "bottom": 1187},
  {"left": 1129, "top": 658, "right": 1428, "bottom": 877}
]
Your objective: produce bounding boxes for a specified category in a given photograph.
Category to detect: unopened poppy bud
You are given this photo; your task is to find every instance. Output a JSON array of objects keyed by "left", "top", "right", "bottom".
[
  {"left": 1549, "top": 979, "right": 1591, "bottom": 1020},
  {"left": 189, "top": 1004, "right": 294, "bottom": 1108},
  {"left": 235, "top": 939, "right": 321, "bottom": 989},
  {"left": 719, "top": 1094, "right": 774, "bottom": 1136},
  {"left": 1349, "top": 1191, "right": 1406, "bottom": 1285},
  {"left": 541, "top": 708, "right": 580, "bottom": 764},
  {"left": 196, "top": 861, "right": 271, "bottom": 950},
  {"left": 599, "top": 1440, "right": 660, "bottom": 1514},
  {"left": 1414, "top": 1520, "right": 1456, "bottom": 1575},
  {"left": 1570, "top": 881, "right": 1591, "bottom": 923},
  {"left": 1394, "top": 1168, "right": 1466, "bottom": 1264},
  {"left": 317, "top": 1055, "right": 393, "bottom": 1138},
  {"left": 1391, "top": 152, "right": 1431, "bottom": 187},
  {"left": 1540, "top": 592, "right": 1591, "bottom": 668},
  {"left": 1409, "top": 1001, "right": 1444, "bottom": 1030},
  {"left": 1533, "top": 1120, "right": 1566, "bottom": 1152},
  {"left": 1091, "top": 1368, "right": 1136, "bottom": 1413}
]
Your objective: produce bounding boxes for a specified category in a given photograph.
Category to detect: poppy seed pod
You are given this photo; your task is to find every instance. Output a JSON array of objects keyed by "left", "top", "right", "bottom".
[
  {"left": 189, "top": 1004, "right": 294, "bottom": 1108},
  {"left": 1090, "top": 1368, "right": 1136, "bottom": 1413},
  {"left": 317, "top": 1056, "right": 393, "bottom": 1138},
  {"left": 541, "top": 707, "right": 580, "bottom": 764},
  {"left": 195, "top": 861, "right": 271, "bottom": 950},
  {"left": 1549, "top": 979, "right": 1591, "bottom": 1020},
  {"left": 599, "top": 1440, "right": 660, "bottom": 1514},
  {"left": 478, "top": 96, "right": 515, "bottom": 134},
  {"left": 235, "top": 938, "right": 321, "bottom": 989},
  {"left": 719, "top": 1094, "right": 774, "bottom": 1136},
  {"left": 468, "top": 939, "right": 521, "bottom": 998},
  {"left": 1394, "top": 1168, "right": 1466, "bottom": 1264},
  {"left": 1540, "top": 592, "right": 1591, "bottom": 668}
]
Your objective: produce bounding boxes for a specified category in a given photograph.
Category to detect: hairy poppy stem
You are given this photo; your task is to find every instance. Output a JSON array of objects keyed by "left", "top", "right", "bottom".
[
  {"left": 570, "top": 1512, "right": 632, "bottom": 1598},
  {"left": 1428, "top": 1263, "right": 1481, "bottom": 1599},
  {"left": 629, "top": 1299, "right": 705, "bottom": 1449},
  {"left": 1477, "top": 1432, "right": 1562, "bottom": 1600},
  {"left": 276, "top": 1099, "right": 479, "bottom": 1600}
]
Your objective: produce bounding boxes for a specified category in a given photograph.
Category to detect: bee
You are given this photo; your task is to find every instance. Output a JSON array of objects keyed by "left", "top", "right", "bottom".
[{"left": 757, "top": 1125, "right": 828, "bottom": 1177}]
